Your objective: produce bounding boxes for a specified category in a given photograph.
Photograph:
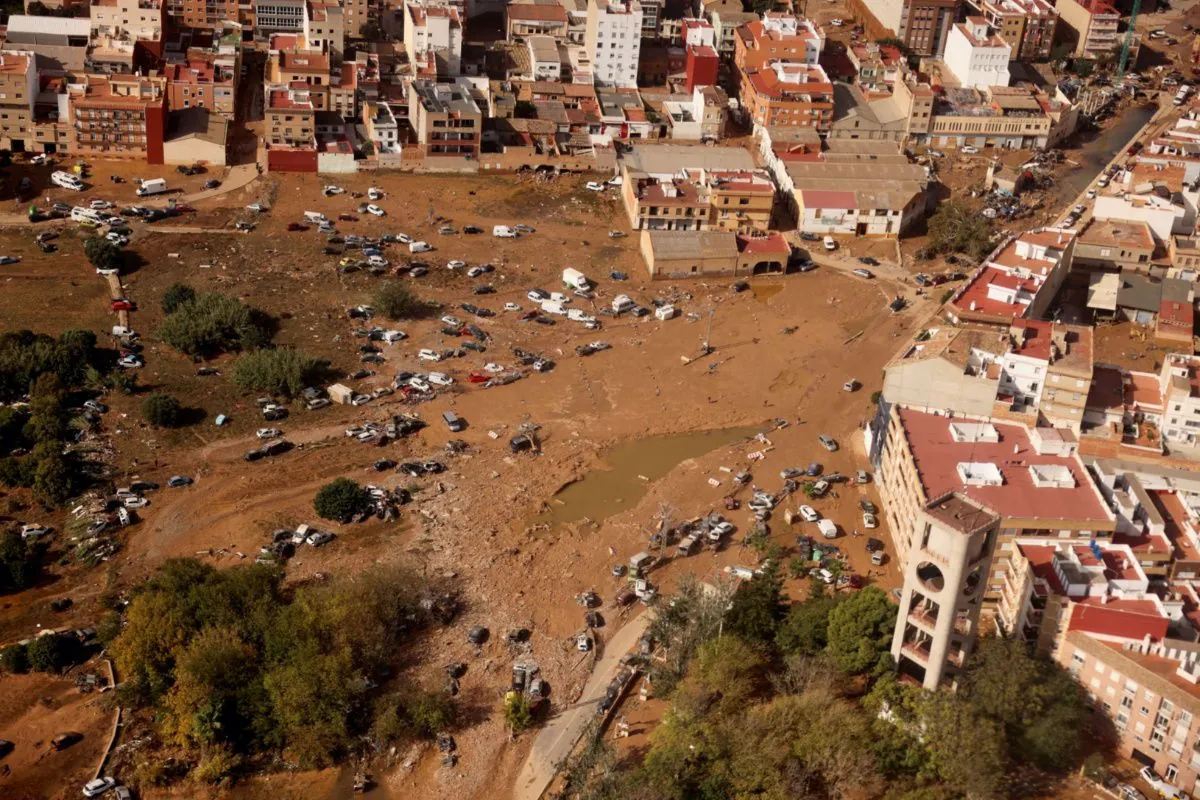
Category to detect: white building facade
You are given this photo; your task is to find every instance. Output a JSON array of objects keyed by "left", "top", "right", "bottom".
[
  {"left": 943, "top": 17, "right": 1011, "bottom": 90},
  {"left": 585, "top": 0, "right": 643, "bottom": 88}
]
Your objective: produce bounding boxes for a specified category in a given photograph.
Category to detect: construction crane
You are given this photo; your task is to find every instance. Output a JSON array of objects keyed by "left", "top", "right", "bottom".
[{"left": 1115, "top": 0, "right": 1142, "bottom": 83}]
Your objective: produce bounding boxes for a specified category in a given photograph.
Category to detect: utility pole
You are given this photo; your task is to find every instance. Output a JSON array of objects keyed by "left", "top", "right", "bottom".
[{"left": 700, "top": 307, "right": 715, "bottom": 355}]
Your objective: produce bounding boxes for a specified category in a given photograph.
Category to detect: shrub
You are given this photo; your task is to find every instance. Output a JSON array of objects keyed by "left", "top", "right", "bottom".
[
  {"left": 373, "top": 283, "right": 427, "bottom": 320},
  {"left": 156, "top": 293, "right": 272, "bottom": 357},
  {"left": 142, "top": 393, "right": 183, "bottom": 428},
  {"left": 0, "top": 642, "right": 29, "bottom": 673},
  {"left": 83, "top": 236, "right": 123, "bottom": 274},
  {"left": 231, "top": 348, "right": 322, "bottom": 398},
  {"left": 161, "top": 283, "right": 197, "bottom": 315},
  {"left": 26, "top": 633, "right": 81, "bottom": 673},
  {"left": 313, "top": 478, "right": 368, "bottom": 523},
  {"left": 504, "top": 692, "right": 534, "bottom": 733},
  {"left": 374, "top": 688, "right": 457, "bottom": 743}
]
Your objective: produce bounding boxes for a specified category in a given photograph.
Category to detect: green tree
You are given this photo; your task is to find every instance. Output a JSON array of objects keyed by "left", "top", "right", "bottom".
[
  {"left": 725, "top": 562, "right": 786, "bottom": 645},
  {"left": 26, "top": 633, "right": 80, "bottom": 673},
  {"left": 824, "top": 586, "right": 896, "bottom": 676},
  {"left": 926, "top": 201, "right": 996, "bottom": 261},
  {"left": 374, "top": 688, "right": 456, "bottom": 742},
  {"left": 505, "top": 692, "right": 534, "bottom": 733},
  {"left": 0, "top": 528, "right": 41, "bottom": 592},
  {"left": 0, "top": 641, "right": 29, "bottom": 673},
  {"left": 156, "top": 292, "right": 272, "bottom": 357},
  {"left": 373, "top": 283, "right": 427, "bottom": 320},
  {"left": 231, "top": 348, "right": 323, "bottom": 398},
  {"left": 958, "top": 637, "right": 1089, "bottom": 772},
  {"left": 775, "top": 594, "right": 840, "bottom": 656},
  {"left": 161, "top": 282, "right": 197, "bottom": 315},
  {"left": 142, "top": 393, "right": 183, "bottom": 428},
  {"left": 921, "top": 691, "right": 1007, "bottom": 799},
  {"left": 24, "top": 373, "right": 67, "bottom": 444},
  {"left": 83, "top": 236, "right": 123, "bottom": 274},
  {"left": 313, "top": 478, "right": 368, "bottom": 523},
  {"left": 32, "top": 447, "right": 72, "bottom": 507}
]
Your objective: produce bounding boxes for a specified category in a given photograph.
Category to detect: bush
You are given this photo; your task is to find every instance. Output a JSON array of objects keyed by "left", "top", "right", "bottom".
[
  {"left": 26, "top": 633, "right": 81, "bottom": 673},
  {"left": 926, "top": 201, "right": 995, "bottom": 262},
  {"left": 0, "top": 642, "right": 29, "bottom": 673},
  {"left": 231, "top": 348, "right": 323, "bottom": 398},
  {"left": 161, "top": 283, "right": 197, "bottom": 315},
  {"left": 142, "top": 393, "right": 183, "bottom": 428},
  {"left": 374, "top": 688, "right": 457, "bottom": 743},
  {"left": 373, "top": 283, "right": 427, "bottom": 320},
  {"left": 313, "top": 478, "right": 368, "bottom": 523},
  {"left": 0, "top": 527, "right": 42, "bottom": 593},
  {"left": 83, "top": 236, "right": 123, "bottom": 275},
  {"left": 156, "top": 293, "right": 272, "bottom": 357},
  {"left": 504, "top": 692, "right": 534, "bottom": 733}
]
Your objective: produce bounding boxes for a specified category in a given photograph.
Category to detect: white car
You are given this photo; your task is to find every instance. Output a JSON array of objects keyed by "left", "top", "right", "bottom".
[
  {"left": 122, "top": 496, "right": 149, "bottom": 509},
  {"left": 829, "top": 17, "right": 843, "bottom": 25},
  {"left": 117, "top": 355, "right": 143, "bottom": 369},
  {"left": 961, "top": 145, "right": 979, "bottom": 154},
  {"left": 323, "top": 185, "right": 345, "bottom": 195},
  {"left": 395, "top": 233, "right": 412, "bottom": 244},
  {"left": 418, "top": 349, "right": 442, "bottom": 362},
  {"left": 409, "top": 241, "right": 432, "bottom": 253},
  {"left": 447, "top": 260, "right": 466, "bottom": 270},
  {"left": 256, "top": 428, "right": 281, "bottom": 439},
  {"left": 368, "top": 187, "right": 384, "bottom": 200},
  {"left": 83, "top": 777, "right": 117, "bottom": 798},
  {"left": 823, "top": 235, "right": 836, "bottom": 251},
  {"left": 863, "top": 512, "right": 878, "bottom": 529},
  {"left": 1086, "top": 189, "right": 1097, "bottom": 199},
  {"left": 585, "top": 182, "right": 605, "bottom": 191},
  {"left": 367, "top": 255, "right": 389, "bottom": 268},
  {"left": 427, "top": 372, "right": 453, "bottom": 386},
  {"left": 440, "top": 315, "right": 461, "bottom": 327},
  {"left": 105, "top": 232, "right": 128, "bottom": 245},
  {"left": 89, "top": 199, "right": 112, "bottom": 210},
  {"left": 981, "top": 207, "right": 997, "bottom": 219},
  {"left": 503, "top": 302, "right": 522, "bottom": 312},
  {"left": 382, "top": 330, "right": 407, "bottom": 343},
  {"left": 351, "top": 394, "right": 372, "bottom": 406},
  {"left": 483, "top": 362, "right": 505, "bottom": 373},
  {"left": 246, "top": 203, "right": 267, "bottom": 212},
  {"left": 306, "top": 531, "right": 335, "bottom": 546},
  {"left": 408, "top": 377, "right": 431, "bottom": 392},
  {"left": 798, "top": 505, "right": 820, "bottom": 522},
  {"left": 466, "top": 266, "right": 487, "bottom": 278},
  {"left": 366, "top": 204, "right": 386, "bottom": 217}
]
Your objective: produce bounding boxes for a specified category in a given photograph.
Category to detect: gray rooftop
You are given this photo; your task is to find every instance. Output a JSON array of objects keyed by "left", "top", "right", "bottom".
[
  {"left": 1116, "top": 273, "right": 1162, "bottom": 313},
  {"left": 624, "top": 144, "right": 755, "bottom": 178},
  {"left": 647, "top": 230, "right": 738, "bottom": 260}
]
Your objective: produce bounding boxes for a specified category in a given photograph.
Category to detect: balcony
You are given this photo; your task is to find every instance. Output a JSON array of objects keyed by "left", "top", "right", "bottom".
[
  {"left": 907, "top": 603, "right": 939, "bottom": 634},
  {"left": 900, "top": 638, "right": 931, "bottom": 664}
]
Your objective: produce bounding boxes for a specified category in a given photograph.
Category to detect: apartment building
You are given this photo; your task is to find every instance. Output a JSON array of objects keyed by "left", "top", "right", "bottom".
[
  {"left": 964, "top": 0, "right": 1057, "bottom": 61},
  {"left": 739, "top": 61, "right": 834, "bottom": 131},
  {"left": 254, "top": 0, "right": 304, "bottom": 30},
  {"left": 947, "top": 228, "right": 1075, "bottom": 326},
  {"left": 585, "top": 0, "right": 642, "bottom": 88},
  {"left": 848, "top": 43, "right": 906, "bottom": 93},
  {"left": 405, "top": 0, "right": 463, "bottom": 77},
  {"left": 362, "top": 100, "right": 400, "bottom": 156},
  {"left": 266, "top": 85, "right": 316, "bottom": 148},
  {"left": 943, "top": 17, "right": 1011, "bottom": 90},
  {"left": 710, "top": 9, "right": 757, "bottom": 57},
  {"left": 1057, "top": 0, "right": 1124, "bottom": 60},
  {"left": 1074, "top": 219, "right": 1156, "bottom": 271},
  {"left": 67, "top": 73, "right": 167, "bottom": 163},
  {"left": 268, "top": 49, "right": 331, "bottom": 87},
  {"left": 620, "top": 167, "right": 775, "bottom": 232},
  {"left": 733, "top": 12, "right": 823, "bottom": 75},
  {"left": 0, "top": 52, "right": 36, "bottom": 152},
  {"left": 304, "top": 1, "right": 345, "bottom": 62},
  {"left": 891, "top": 492, "right": 1000, "bottom": 689},
  {"left": 90, "top": 0, "right": 165, "bottom": 43},
  {"left": 409, "top": 78, "right": 482, "bottom": 160},
  {"left": 853, "top": 0, "right": 960, "bottom": 57},
  {"left": 871, "top": 406, "right": 1116, "bottom": 613},
  {"left": 341, "top": 0, "right": 369, "bottom": 37},
  {"left": 164, "top": 56, "right": 237, "bottom": 117},
  {"left": 1160, "top": 355, "right": 1200, "bottom": 453},
  {"left": 169, "top": 0, "right": 237, "bottom": 30}
]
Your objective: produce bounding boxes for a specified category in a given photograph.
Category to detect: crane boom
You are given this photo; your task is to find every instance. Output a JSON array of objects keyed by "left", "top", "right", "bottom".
[{"left": 1116, "top": 0, "right": 1142, "bottom": 82}]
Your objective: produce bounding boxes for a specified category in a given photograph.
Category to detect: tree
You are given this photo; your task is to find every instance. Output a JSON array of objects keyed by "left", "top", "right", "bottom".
[
  {"left": 83, "top": 236, "right": 123, "bottom": 275},
  {"left": 374, "top": 688, "right": 457, "bottom": 743},
  {"left": 920, "top": 691, "right": 1008, "bottom": 799},
  {"left": 359, "top": 20, "right": 383, "bottom": 40},
  {"left": 142, "top": 393, "right": 183, "bottom": 428},
  {"left": 231, "top": 348, "right": 323, "bottom": 398},
  {"left": 156, "top": 292, "right": 272, "bottom": 357},
  {"left": 926, "top": 201, "right": 996, "bottom": 261},
  {"left": 514, "top": 100, "right": 537, "bottom": 119},
  {"left": 373, "top": 283, "right": 427, "bottom": 320},
  {"left": 775, "top": 595, "right": 839, "bottom": 656},
  {"left": 957, "top": 637, "right": 1089, "bottom": 772},
  {"left": 26, "top": 633, "right": 81, "bottom": 673},
  {"left": 504, "top": 691, "right": 534, "bottom": 733},
  {"left": 0, "top": 642, "right": 29, "bottom": 673},
  {"left": 725, "top": 563, "right": 786, "bottom": 645},
  {"left": 24, "top": 373, "right": 67, "bottom": 444},
  {"left": 313, "top": 478, "right": 368, "bottom": 523},
  {"left": 161, "top": 283, "right": 197, "bottom": 315},
  {"left": 32, "top": 448, "right": 73, "bottom": 507},
  {"left": 0, "top": 528, "right": 42, "bottom": 593},
  {"left": 824, "top": 586, "right": 896, "bottom": 676}
]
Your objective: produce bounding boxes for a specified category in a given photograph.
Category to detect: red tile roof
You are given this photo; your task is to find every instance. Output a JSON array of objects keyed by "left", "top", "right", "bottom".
[
  {"left": 800, "top": 189, "right": 856, "bottom": 209},
  {"left": 1069, "top": 602, "right": 1169, "bottom": 642}
]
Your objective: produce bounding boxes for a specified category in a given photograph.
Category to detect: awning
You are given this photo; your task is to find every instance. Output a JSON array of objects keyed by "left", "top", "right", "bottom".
[{"left": 1088, "top": 271, "right": 1119, "bottom": 312}]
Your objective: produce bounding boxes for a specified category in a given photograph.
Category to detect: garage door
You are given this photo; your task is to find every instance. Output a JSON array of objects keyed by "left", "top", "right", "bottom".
[{"left": 1131, "top": 748, "right": 1156, "bottom": 768}]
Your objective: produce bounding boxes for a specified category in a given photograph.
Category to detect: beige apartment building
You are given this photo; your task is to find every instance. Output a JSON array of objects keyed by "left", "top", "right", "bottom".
[
  {"left": 1056, "top": 0, "right": 1129, "bottom": 60},
  {"left": 620, "top": 167, "right": 775, "bottom": 233},
  {"left": 266, "top": 86, "right": 315, "bottom": 148},
  {"left": 409, "top": 78, "right": 483, "bottom": 162},
  {"left": 0, "top": 52, "right": 36, "bottom": 152},
  {"left": 964, "top": 0, "right": 1057, "bottom": 61}
]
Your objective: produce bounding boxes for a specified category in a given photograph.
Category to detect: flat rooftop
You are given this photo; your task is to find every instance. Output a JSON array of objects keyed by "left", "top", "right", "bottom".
[{"left": 896, "top": 407, "right": 1113, "bottom": 526}]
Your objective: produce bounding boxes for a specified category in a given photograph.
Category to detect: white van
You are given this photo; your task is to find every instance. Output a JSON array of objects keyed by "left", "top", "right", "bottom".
[
  {"left": 493, "top": 225, "right": 518, "bottom": 238},
  {"left": 409, "top": 241, "right": 432, "bottom": 253},
  {"left": 71, "top": 207, "right": 104, "bottom": 225},
  {"left": 823, "top": 236, "right": 836, "bottom": 251},
  {"left": 303, "top": 211, "right": 328, "bottom": 224},
  {"left": 52, "top": 170, "right": 84, "bottom": 191},
  {"left": 817, "top": 519, "right": 838, "bottom": 539},
  {"left": 136, "top": 177, "right": 168, "bottom": 197},
  {"left": 562, "top": 268, "right": 591, "bottom": 291},
  {"left": 541, "top": 300, "right": 566, "bottom": 316},
  {"left": 611, "top": 294, "right": 634, "bottom": 314},
  {"left": 655, "top": 305, "right": 677, "bottom": 321}
]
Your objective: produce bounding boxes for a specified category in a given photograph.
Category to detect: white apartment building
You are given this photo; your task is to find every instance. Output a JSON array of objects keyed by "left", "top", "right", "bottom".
[
  {"left": 943, "top": 16, "right": 1011, "bottom": 90},
  {"left": 585, "top": 0, "right": 642, "bottom": 88},
  {"left": 90, "top": 0, "right": 164, "bottom": 41},
  {"left": 1161, "top": 355, "right": 1200, "bottom": 451},
  {"left": 405, "top": 0, "right": 464, "bottom": 77},
  {"left": 758, "top": 12, "right": 823, "bottom": 65},
  {"left": 255, "top": 0, "right": 305, "bottom": 31}
]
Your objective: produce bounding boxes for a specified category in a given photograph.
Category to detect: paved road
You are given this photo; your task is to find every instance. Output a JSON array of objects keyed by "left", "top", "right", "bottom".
[{"left": 512, "top": 609, "right": 653, "bottom": 800}]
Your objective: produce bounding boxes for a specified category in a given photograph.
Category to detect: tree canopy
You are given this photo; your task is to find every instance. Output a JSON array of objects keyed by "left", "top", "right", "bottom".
[
  {"left": 231, "top": 348, "right": 324, "bottom": 398},
  {"left": 142, "top": 393, "right": 183, "bottom": 428},
  {"left": 825, "top": 586, "right": 896, "bottom": 676},
  {"left": 83, "top": 236, "right": 123, "bottom": 274},
  {"left": 313, "top": 478, "right": 369, "bottom": 523},
  {"left": 926, "top": 201, "right": 996, "bottom": 262},
  {"left": 157, "top": 292, "right": 272, "bottom": 357},
  {"left": 373, "top": 283, "right": 428, "bottom": 321}
]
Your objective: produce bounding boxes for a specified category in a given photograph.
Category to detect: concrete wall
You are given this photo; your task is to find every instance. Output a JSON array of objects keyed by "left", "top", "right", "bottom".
[{"left": 267, "top": 147, "right": 318, "bottom": 172}]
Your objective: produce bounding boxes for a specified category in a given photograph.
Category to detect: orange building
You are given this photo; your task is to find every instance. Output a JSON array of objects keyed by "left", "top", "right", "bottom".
[
  {"left": 739, "top": 61, "right": 833, "bottom": 131},
  {"left": 68, "top": 73, "right": 166, "bottom": 163},
  {"left": 733, "top": 12, "right": 823, "bottom": 74},
  {"left": 164, "top": 55, "right": 237, "bottom": 118}
]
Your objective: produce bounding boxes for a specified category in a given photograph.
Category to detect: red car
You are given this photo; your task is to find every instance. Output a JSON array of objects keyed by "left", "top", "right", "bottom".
[
  {"left": 337, "top": 214, "right": 358, "bottom": 222},
  {"left": 287, "top": 222, "right": 308, "bottom": 232},
  {"left": 111, "top": 299, "right": 135, "bottom": 311},
  {"left": 468, "top": 372, "right": 488, "bottom": 383}
]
